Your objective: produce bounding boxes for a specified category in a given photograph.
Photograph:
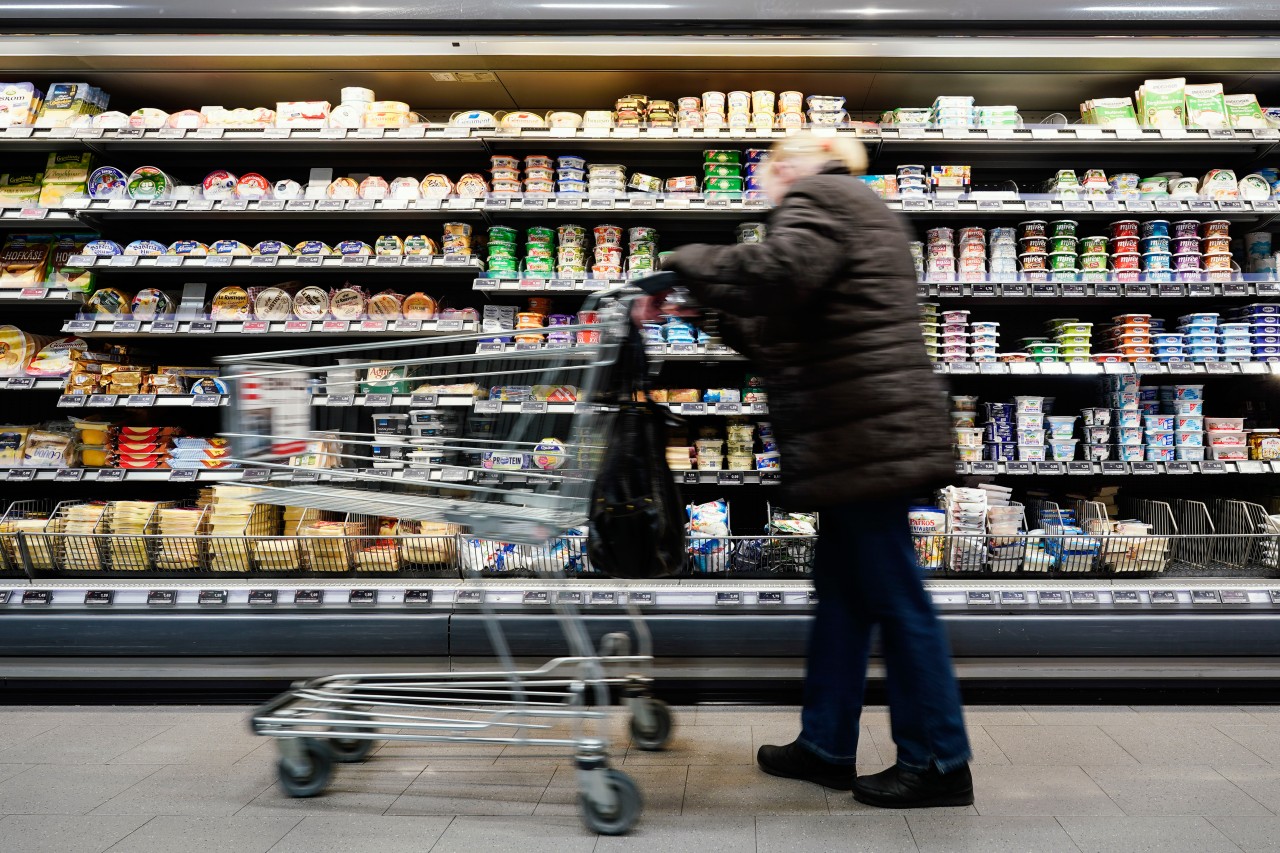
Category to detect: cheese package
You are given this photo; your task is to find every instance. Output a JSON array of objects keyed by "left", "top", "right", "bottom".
[
  {"left": 0, "top": 426, "right": 30, "bottom": 467},
  {"left": 375, "top": 235, "right": 404, "bottom": 256},
  {"left": 327, "top": 177, "right": 359, "bottom": 199},
  {"left": 85, "top": 288, "right": 130, "bottom": 315},
  {"left": 0, "top": 172, "right": 42, "bottom": 206},
  {"left": 128, "top": 108, "right": 169, "bottom": 129},
  {"left": 236, "top": 173, "right": 271, "bottom": 199},
  {"left": 127, "top": 166, "right": 171, "bottom": 200},
  {"left": 124, "top": 239, "right": 166, "bottom": 256},
  {"left": 22, "top": 430, "right": 74, "bottom": 468},
  {"left": 0, "top": 326, "right": 51, "bottom": 376},
  {"left": 210, "top": 286, "right": 251, "bottom": 320},
  {"left": 88, "top": 166, "right": 128, "bottom": 199},
  {"left": 252, "top": 240, "right": 292, "bottom": 256},
  {"left": 254, "top": 287, "right": 294, "bottom": 320},
  {"left": 202, "top": 170, "right": 238, "bottom": 199},
  {"left": 0, "top": 234, "right": 52, "bottom": 287},
  {"left": 130, "top": 288, "right": 174, "bottom": 318},
  {"left": 420, "top": 174, "right": 455, "bottom": 197},
  {"left": 39, "top": 151, "right": 94, "bottom": 207},
  {"left": 211, "top": 239, "right": 251, "bottom": 256},
  {"left": 401, "top": 292, "right": 438, "bottom": 319},
  {"left": 367, "top": 292, "right": 403, "bottom": 318},
  {"left": 167, "top": 109, "right": 207, "bottom": 129},
  {"left": 403, "top": 235, "right": 438, "bottom": 255},
  {"left": 36, "top": 82, "right": 107, "bottom": 128},
  {"left": 1226, "top": 94, "right": 1268, "bottom": 129},
  {"left": 329, "top": 287, "right": 366, "bottom": 320},
  {"left": 202, "top": 106, "right": 276, "bottom": 128},
  {"left": 84, "top": 239, "right": 124, "bottom": 257},
  {"left": 292, "top": 286, "right": 330, "bottom": 320},
  {"left": 336, "top": 240, "right": 372, "bottom": 256},
  {"left": 294, "top": 241, "right": 334, "bottom": 256},
  {"left": 167, "top": 240, "right": 209, "bottom": 256},
  {"left": 359, "top": 176, "right": 389, "bottom": 199},
  {"left": 389, "top": 177, "right": 420, "bottom": 199},
  {"left": 275, "top": 101, "right": 331, "bottom": 128},
  {"left": 48, "top": 236, "right": 94, "bottom": 291},
  {"left": 0, "top": 83, "right": 43, "bottom": 127}
]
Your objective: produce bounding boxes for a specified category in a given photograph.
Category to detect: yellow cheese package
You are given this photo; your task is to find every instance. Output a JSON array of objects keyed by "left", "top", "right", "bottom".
[
  {"left": 0, "top": 426, "right": 29, "bottom": 468},
  {"left": 48, "top": 235, "right": 95, "bottom": 292},
  {"left": 210, "top": 286, "right": 251, "bottom": 320},
  {"left": 0, "top": 325, "right": 52, "bottom": 376},
  {"left": 85, "top": 287, "right": 130, "bottom": 315},
  {"left": 0, "top": 172, "right": 43, "bottom": 206},
  {"left": 22, "top": 429, "right": 73, "bottom": 468},
  {"left": 0, "top": 234, "right": 52, "bottom": 288}
]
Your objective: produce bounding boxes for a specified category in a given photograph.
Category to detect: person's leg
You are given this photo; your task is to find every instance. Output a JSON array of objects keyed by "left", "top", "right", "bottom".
[
  {"left": 797, "top": 514, "right": 872, "bottom": 764},
  {"left": 757, "top": 506, "right": 872, "bottom": 789},
  {"left": 849, "top": 498, "right": 973, "bottom": 807},
  {"left": 872, "top": 506, "right": 970, "bottom": 772}
]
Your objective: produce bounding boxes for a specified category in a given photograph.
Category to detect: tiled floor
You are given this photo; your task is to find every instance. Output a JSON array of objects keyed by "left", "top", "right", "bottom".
[{"left": 4, "top": 704, "right": 1280, "bottom": 851}]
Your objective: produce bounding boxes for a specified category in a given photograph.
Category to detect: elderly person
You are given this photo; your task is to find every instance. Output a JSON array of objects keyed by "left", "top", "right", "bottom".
[{"left": 636, "top": 132, "right": 972, "bottom": 807}]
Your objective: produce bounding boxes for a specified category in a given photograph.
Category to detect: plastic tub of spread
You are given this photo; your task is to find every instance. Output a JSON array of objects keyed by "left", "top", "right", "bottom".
[
  {"left": 1082, "top": 408, "right": 1112, "bottom": 426},
  {"left": 951, "top": 411, "right": 978, "bottom": 428},
  {"left": 1176, "top": 415, "right": 1204, "bottom": 432},
  {"left": 1017, "top": 444, "right": 1047, "bottom": 462},
  {"left": 985, "top": 423, "right": 1014, "bottom": 444},
  {"left": 1084, "top": 425, "right": 1111, "bottom": 444},
  {"left": 1045, "top": 440, "right": 1076, "bottom": 461},
  {"left": 1019, "top": 220, "right": 1048, "bottom": 237},
  {"left": 1048, "top": 253, "right": 1078, "bottom": 271},
  {"left": 1020, "top": 253, "right": 1049, "bottom": 271},
  {"left": 954, "top": 428, "right": 984, "bottom": 448},
  {"left": 1141, "top": 236, "right": 1171, "bottom": 254},
  {"left": 1113, "top": 426, "right": 1141, "bottom": 445},
  {"left": 1056, "top": 335, "right": 1091, "bottom": 348},
  {"left": 1015, "top": 413, "right": 1044, "bottom": 429},
  {"left": 1206, "top": 417, "right": 1245, "bottom": 432},
  {"left": 1144, "top": 252, "right": 1173, "bottom": 271},
  {"left": 1175, "top": 445, "right": 1206, "bottom": 461},
  {"left": 1254, "top": 332, "right": 1280, "bottom": 345},
  {"left": 1049, "top": 236, "right": 1078, "bottom": 253},
  {"left": 1111, "top": 252, "right": 1141, "bottom": 271},
  {"left": 1146, "top": 445, "right": 1175, "bottom": 462},
  {"left": 1175, "top": 431, "right": 1204, "bottom": 446},
  {"left": 1144, "top": 414, "right": 1175, "bottom": 431},
  {"left": 1209, "top": 430, "right": 1247, "bottom": 447},
  {"left": 985, "top": 443, "right": 1015, "bottom": 461},
  {"left": 1172, "top": 237, "right": 1201, "bottom": 254},
  {"left": 1172, "top": 220, "right": 1201, "bottom": 238},
  {"left": 1201, "top": 236, "right": 1231, "bottom": 254},
  {"left": 1019, "top": 237, "right": 1049, "bottom": 254},
  {"left": 955, "top": 445, "right": 983, "bottom": 462},
  {"left": 1120, "top": 344, "right": 1153, "bottom": 357},
  {"left": 1173, "top": 401, "right": 1204, "bottom": 418},
  {"left": 1085, "top": 443, "right": 1112, "bottom": 461},
  {"left": 1152, "top": 333, "right": 1186, "bottom": 346},
  {"left": 1109, "top": 221, "right": 1141, "bottom": 239},
  {"left": 1145, "top": 429, "right": 1175, "bottom": 447},
  {"left": 1118, "top": 444, "right": 1146, "bottom": 462},
  {"left": 951, "top": 395, "right": 980, "bottom": 412},
  {"left": 1201, "top": 220, "right": 1231, "bottom": 238},
  {"left": 1212, "top": 445, "right": 1248, "bottom": 461},
  {"left": 985, "top": 402, "right": 1015, "bottom": 420},
  {"left": 1140, "top": 220, "right": 1171, "bottom": 239},
  {"left": 1242, "top": 303, "right": 1280, "bottom": 316},
  {"left": 1079, "top": 236, "right": 1109, "bottom": 254},
  {"left": 1172, "top": 384, "right": 1205, "bottom": 400},
  {"left": 1079, "top": 254, "right": 1107, "bottom": 270},
  {"left": 1017, "top": 427, "right": 1046, "bottom": 445}
]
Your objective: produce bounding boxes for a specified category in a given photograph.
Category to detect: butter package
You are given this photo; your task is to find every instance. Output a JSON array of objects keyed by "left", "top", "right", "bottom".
[
  {"left": 0, "top": 234, "right": 52, "bottom": 288},
  {"left": 1136, "top": 77, "right": 1186, "bottom": 128},
  {"left": 0, "top": 83, "right": 42, "bottom": 127},
  {"left": 1184, "top": 82, "right": 1228, "bottom": 129},
  {"left": 1225, "top": 94, "right": 1267, "bottom": 129}
]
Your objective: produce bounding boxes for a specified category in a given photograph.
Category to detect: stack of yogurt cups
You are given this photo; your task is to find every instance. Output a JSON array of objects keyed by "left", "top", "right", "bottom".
[
  {"left": 1081, "top": 406, "right": 1113, "bottom": 461},
  {"left": 951, "top": 395, "right": 983, "bottom": 463},
  {"left": 909, "top": 241, "right": 926, "bottom": 280},
  {"left": 1229, "top": 303, "right": 1280, "bottom": 361},
  {"left": 897, "top": 165, "right": 928, "bottom": 198},
  {"left": 555, "top": 224, "right": 588, "bottom": 278},
  {"left": 1048, "top": 318, "right": 1093, "bottom": 362},
  {"left": 522, "top": 155, "right": 554, "bottom": 195},
  {"left": 988, "top": 227, "right": 1018, "bottom": 279},
  {"left": 925, "top": 227, "right": 958, "bottom": 281},
  {"left": 981, "top": 400, "right": 1015, "bottom": 462},
  {"left": 934, "top": 308, "right": 970, "bottom": 363},
  {"left": 1158, "top": 383, "right": 1208, "bottom": 461},
  {"left": 1103, "top": 312, "right": 1154, "bottom": 362},
  {"left": 1177, "top": 312, "right": 1225, "bottom": 362},
  {"left": 489, "top": 155, "right": 523, "bottom": 196},
  {"left": 557, "top": 156, "right": 587, "bottom": 195},
  {"left": 955, "top": 227, "right": 990, "bottom": 282},
  {"left": 627, "top": 226, "right": 658, "bottom": 279},
  {"left": 930, "top": 96, "right": 976, "bottom": 128},
  {"left": 1245, "top": 231, "right": 1276, "bottom": 275},
  {"left": 1016, "top": 220, "right": 1053, "bottom": 281},
  {"left": 1107, "top": 375, "right": 1148, "bottom": 464}
]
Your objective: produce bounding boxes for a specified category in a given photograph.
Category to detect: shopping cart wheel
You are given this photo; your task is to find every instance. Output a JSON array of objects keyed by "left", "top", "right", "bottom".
[
  {"left": 629, "top": 698, "right": 674, "bottom": 751},
  {"left": 328, "top": 737, "right": 376, "bottom": 763},
  {"left": 578, "top": 768, "right": 642, "bottom": 835},
  {"left": 277, "top": 738, "right": 333, "bottom": 798}
]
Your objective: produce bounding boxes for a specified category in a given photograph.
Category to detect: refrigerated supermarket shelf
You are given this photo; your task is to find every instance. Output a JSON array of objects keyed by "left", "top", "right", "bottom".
[
  {"left": 932, "top": 361, "right": 1279, "bottom": 376},
  {"left": 66, "top": 253, "right": 486, "bottom": 273},
  {"left": 0, "top": 287, "right": 84, "bottom": 304},
  {"left": 919, "top": 279, "right": 1280, "bottom": 299},
  {"left": 52, "top": 392, "right": 227, "bottom": 408},
  {"left": 60, "top": 317, "right": 476, "bottom": 338},
  {"left": 307, "top": 394, "right": 768, "bottom": 415},
  {"left": 952, "top": 459, "right": 1275, "bottom": 476},
  {"left": 0, "top": 207, "right": 85, "bottom": 229}
]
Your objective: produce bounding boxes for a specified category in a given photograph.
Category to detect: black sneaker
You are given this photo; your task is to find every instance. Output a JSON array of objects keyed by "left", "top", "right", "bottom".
[
  {"left": 757, "top": 740, "right": 855, "bottom": 790},
  {"left": 853, "top": 763, "right": 974, "bottom": 808}
]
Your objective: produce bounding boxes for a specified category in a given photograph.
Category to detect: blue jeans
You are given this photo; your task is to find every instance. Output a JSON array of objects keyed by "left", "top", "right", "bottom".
[{"left": 798, "top": 498, "right": 971, "bottom": 773}]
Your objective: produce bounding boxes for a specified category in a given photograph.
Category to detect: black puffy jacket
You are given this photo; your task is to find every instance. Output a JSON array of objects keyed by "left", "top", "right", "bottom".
[{"left": 662, "top": 161, "right": 953, "bottom": 508}]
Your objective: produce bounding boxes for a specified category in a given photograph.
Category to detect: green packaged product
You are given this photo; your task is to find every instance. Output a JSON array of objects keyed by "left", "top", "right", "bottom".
[
  {"left": 526, "top": 226, "right": 555, "bottom": 244},
  {"left": 702, "top": 176, "right": 744, "bottom": 193},
  {"left": 703, "top": 149, "right": 742, "bottom": 165},
  {"left": 1137, "top": 77, "right": 1185, "bottom": 128},
  {"left": 1184, "top": 82, "right": 1227, "bottom": 129},
  {"left": 1225, "top": 93, "right": 1267, "bottom": 129},
  {"left": 487, "top": 225, "right": 518, "bottom": 244},
  {"left": 703, "top": 162, "right": 742, "bottom": 178}
]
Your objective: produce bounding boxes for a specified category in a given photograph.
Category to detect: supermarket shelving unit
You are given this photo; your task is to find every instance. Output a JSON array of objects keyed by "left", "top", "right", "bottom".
[{"left": 5, "top": 4, "right": 1280, "bottom": 688}]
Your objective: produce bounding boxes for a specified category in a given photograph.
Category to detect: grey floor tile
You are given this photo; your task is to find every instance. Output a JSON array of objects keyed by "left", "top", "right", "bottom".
[
  {"left": 1026, "top": 706, "right": 1141, "bottom": 726},
  {"left": 267, "top": 815, "right": 453, "bottom": 853},
  {"left": 1209, "top": 816, "right": 1280, "bottom": 852},
  {"left": 866, "top": 724, "right": 1009, "bottom": 766},
  {"left": 750, "top": 722, "right": 880, "bottom": 766},
  {"left": 1239, "top": 707, "right": 1280, "bottom": 724},
  {"left": 907, "top": 815, "right": 1080, "bottom": 853},
  {"left": 593, "top": 815, "right": 756, "bottom": 852},
  {"left": 0, "top": 719, "right": 62, "bottom": 742},
  {"left": 1211, "top": 765, "right": 1280, "bottom": 813},
  {"left": 681, "top": 762, "right": 829, "bottom": 815},
  {"left": 385, "top": 767, "right": 554, "bottom": 815},
  {"left": 1220, "top": 727, "right": 1280, "bottom": 765},
  {"left": 1127, "top": 706, "right": 1258, "bottom": 725},
  {"left": 0, "top": 764, "right": 163, "bottom": 815},
  {"left": 1083, "top": 764, "right": 1272, "bottom": 816},
  {"left": 1059, "top": 815, "right": 1242, "bottom": 853},
  {"left": 90, "top": 763, "right": 276, "bottom": 817},
  {"left": 757, "top": 814, "right": 917, "bottom": 852},
  {"left": 0, "top": 815, "right": 151, "bottom": 853},
  {"left": 1101, "top": 724, "right": 1268, "bottom": 765},
  {"left": 0, "top": 764, "right": 34, "bottom": 784},
  {"left": 623, "top": 725, "right": 753, "bottom": 766},
  {"left": 372, "top": 741, "right": 505, "bottom": 764},
  {"left": 108, "top": 726, "right": 264, "bottom": 765},
  {"left": 101, "top": 815, "right": 301, "bottom": 853},
  {"left": 970, "top": 765, "right": 1125, "bottom": 816},
  {"left": 236, "top": 763, "right": 424, "bottom": 816},
  {"left": 984, "top": 725, "right": 1137, "bottom": 765},
  {"left": 695, "top": 706, "right": 799, "bottom": 726},
  {"left": 0, "top": 725, "right": 172, "bottom": 765},
  {"left": 429, "top": 816, "right": 596, "bottom": 852},
  {"left": 535, "top": 765, "right": 687, "bottom": 817},
  {"left": 955, "top": 708, "right": 1038, "bottom": 726}
]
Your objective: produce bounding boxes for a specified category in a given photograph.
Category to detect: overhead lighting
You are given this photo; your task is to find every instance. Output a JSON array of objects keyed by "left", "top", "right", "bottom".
[
  {"left": 0, "top": 3, "right": 123, "bottom": 7},
  {"left": 1079, "top": 4, "right": 1220, "bottom": 10},
  {"left": 538, "top": 3, "right": 675, "bottom": 8},
  {"left": 315, "top": 4, "right": 393, "bottom": 11},
  {"left": 838, "top": 7, "right": 909, "bottom": 13}
]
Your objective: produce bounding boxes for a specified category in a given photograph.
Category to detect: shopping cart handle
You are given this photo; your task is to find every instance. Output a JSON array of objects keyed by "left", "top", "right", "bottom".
[{"left": 630, "top": 271, "right": 680, "bottom": 295}]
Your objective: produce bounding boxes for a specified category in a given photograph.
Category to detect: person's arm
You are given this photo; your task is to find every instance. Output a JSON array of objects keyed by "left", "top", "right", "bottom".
[{"left": 661, "top": 182, "right": 845, "bottom": 318}]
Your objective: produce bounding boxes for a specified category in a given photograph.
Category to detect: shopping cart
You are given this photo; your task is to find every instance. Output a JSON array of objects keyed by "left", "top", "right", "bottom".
[{"left": 216, "top": 278, "right": 679, "bottom": 835}]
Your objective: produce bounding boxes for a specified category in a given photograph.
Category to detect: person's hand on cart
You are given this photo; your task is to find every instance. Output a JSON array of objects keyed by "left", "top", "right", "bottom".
[{"left": 629, "top": 271, "right": 700, "bottom": 327}]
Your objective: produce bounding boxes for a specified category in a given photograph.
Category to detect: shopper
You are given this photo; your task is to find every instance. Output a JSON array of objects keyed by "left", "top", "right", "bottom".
[{"left": 634, "top": 132, "right": 972, "bottom": 808}]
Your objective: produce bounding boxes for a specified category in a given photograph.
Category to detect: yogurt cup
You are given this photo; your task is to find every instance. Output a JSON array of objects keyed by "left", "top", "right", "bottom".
[
  {"left": 1049, "top": 440, "right": 1078, "bottom": 461},
  {"left": 1019, "top": 220, "right": 1048, "bottom": 238},
  {"left": 1145, "top": 429, "right": 1175, "bottom": 447},
  {"left": 1118, "top": 444, "right": 1146, "bottom": 462},
  {"left": 1048, "top": 252, "right": 1078, "bottom": 271},
  {"left": 1017, "top": 445, "right": 1047, "bottom": 462},
  {"left": 1174, "top": 253, "right": 1203, "bottom": 271},
  {"left": 1014, "top": 396, "right": 1045, "bottom": 414},
  {"left": 1082, "top": 408, "right": 1112, "bottom": 427},
  {"left": 1116, "top": 427, "right": 1144, "bottom": 445},
  {"left": 1049, "top": 236, "right": 1078, "bottom": 253},
  {"left": 1085, "top": 426, "right": 1112, "bottom": 444},
  {"left": 1017, "top": 428, "right": 1046, "bottom": 445},
  {"left": 1110, "top": 221, "right": 1140, "bottom": 239},
  {"left": 1144, "top": 252, "right": 1173, "bottom": 271},
  {"left": 1140, "top": 220, "right": 1171, "bottom": 239},
  {"left": 1112, "top": 252, "right": 1141, "bottom": 271},
  {"left": 951, "top": 411, "right": 978, "bottom": 428},
  {"left": 1085, "top": 443, "right": 1113, "bottom": 461},
  {"left": 1201, "top": 220, "right": 1231, "bottom": 238}
]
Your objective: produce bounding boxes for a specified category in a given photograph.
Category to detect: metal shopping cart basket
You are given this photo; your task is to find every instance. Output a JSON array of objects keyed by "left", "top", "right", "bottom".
[{"left": 217, "top": 278, "right": 680, "bottom": 835}]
